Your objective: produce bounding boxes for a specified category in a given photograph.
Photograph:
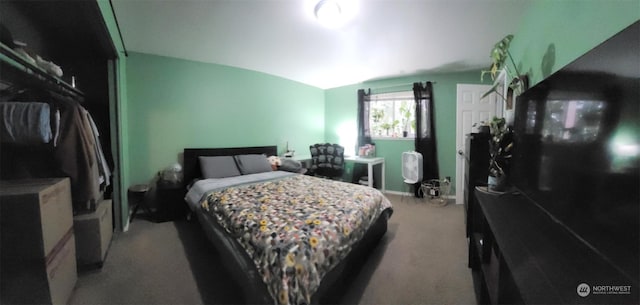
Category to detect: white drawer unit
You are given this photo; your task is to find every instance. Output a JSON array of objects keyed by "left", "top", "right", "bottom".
[{"left": 1, "top": 178, "right": 77, "bottom": 305}]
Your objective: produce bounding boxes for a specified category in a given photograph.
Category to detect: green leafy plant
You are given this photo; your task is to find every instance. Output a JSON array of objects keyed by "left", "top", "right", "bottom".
[
  {"left": 371, "top": 108, "right": 385, "bottom": 135},
  {"left": 480, "top": 34, "right": 525, "bottom": 99},
  {"left": 380, "top": 122, "right": 392, "bottom": 135},
  {"left": 372, "top": 108, "right": 384, "bottom": 123},
  {"left": 391, "top": 119, "right": 400, "bottom": 135},
  {"left": 399, "top": 101, "right": 412, "bottom": 132},
  {"left": 486, "top": 117, "right": 513, "bottom": 179}
]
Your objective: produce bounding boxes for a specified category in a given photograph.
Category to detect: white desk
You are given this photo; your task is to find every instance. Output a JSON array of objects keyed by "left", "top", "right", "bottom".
[
  {"left": 345, "top": 156, "right": 385, "bottom": 192},
  {"left": 288, "top": 155, "right": 386, "bottom": 192},
  {"left": 290, "top": 154, "right": 311, "bottom": 164},
  {"left": 282, "top": 155, "right": 312, "bottom": 169}
]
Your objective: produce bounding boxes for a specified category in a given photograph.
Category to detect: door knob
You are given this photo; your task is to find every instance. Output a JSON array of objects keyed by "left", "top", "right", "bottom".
[{"left": 458, "top": 150, "right": 464, "bottom": 156}]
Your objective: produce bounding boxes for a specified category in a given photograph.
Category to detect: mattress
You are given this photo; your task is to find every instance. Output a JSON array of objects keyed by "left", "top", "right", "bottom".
[
  {"left": 188, "top": 172, "right": 393, "bottom": 304},
  {"left": 185, "top": 171, "right": 296, "bottom": 210}
]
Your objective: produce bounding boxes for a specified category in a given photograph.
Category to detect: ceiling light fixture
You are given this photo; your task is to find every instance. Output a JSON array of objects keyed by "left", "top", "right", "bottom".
[{"left": 314, "top": 0, "right": 343, "bottom": 28}]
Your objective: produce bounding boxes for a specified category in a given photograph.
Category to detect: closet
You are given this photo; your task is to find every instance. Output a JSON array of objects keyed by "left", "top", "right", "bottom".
[
  {"left": 0, "top": 0, "right": 120, "bottom": 281},
  {"left": 0, "top": 1, "right": 117, "bottom": 208}
]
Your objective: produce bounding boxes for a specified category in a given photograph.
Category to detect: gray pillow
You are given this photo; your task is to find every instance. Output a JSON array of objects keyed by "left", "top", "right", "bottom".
[
  {"left": 199, "top": 156, "right": 241, "bottom": 178},
  {"left": 234, "top": 154, "right": 273, "bottom": 175},
  {"left": 279, "top": 158, "right": 303, "bottom": 173}
]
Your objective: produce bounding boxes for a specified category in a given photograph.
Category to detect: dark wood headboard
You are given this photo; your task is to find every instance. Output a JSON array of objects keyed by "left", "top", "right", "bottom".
[{"left": 183, "top": 146, "right": 278, "bottom": 189}]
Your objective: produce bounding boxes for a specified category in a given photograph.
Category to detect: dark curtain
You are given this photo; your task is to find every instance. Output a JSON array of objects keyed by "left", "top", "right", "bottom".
[
  {"left": 413, "top": 81, "right": 439, "bottom": 197},
  {"left": 355, "top": 89, "right": 372, "bottom": 184},
  {"left": 357, "top": 89, "right": 372, "bottom": 147}
]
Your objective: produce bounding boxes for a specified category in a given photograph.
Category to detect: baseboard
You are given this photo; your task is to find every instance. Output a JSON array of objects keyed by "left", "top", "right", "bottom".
[
  {"left": 385, "top": 190, "right": 456, "bottom": 200},
  {"left": 384, "top": 190, "right": 412, "bottom": 196}
]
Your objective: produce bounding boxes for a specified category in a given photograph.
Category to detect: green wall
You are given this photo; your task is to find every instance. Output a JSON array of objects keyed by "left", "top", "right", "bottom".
[
  {"left": 125, "top": 52, "right": 325, "bottom": 185},
  {"left": 100, "top": 0, "right": 640, "bottom": 223},
  {"left": 324, "top": 72, "right": 484, "bottom": 193},
  {"left": 323, "top": 1, "right": 639, "bottom": 195},
  {"left": 509, "top": 0, "right": 639, "bottom": 87},
  {"left": 97, "top": 0, "right": 130, "bottom": 230}
]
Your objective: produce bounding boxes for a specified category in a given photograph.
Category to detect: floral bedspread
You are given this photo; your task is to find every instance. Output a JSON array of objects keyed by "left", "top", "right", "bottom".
[{"left": 200, "top": 174, "right": 392, "bottom": 305}]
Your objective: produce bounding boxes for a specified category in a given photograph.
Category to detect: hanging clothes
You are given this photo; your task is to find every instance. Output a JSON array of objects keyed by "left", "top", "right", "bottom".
[
  {"left": 82, "top": 107, "right": 111, "bottom": 190},
  {"left": 52, "top": 93, "right": 102, "bottom": 212},
  {"left": 0, "top": 102, "right": 52, "bottom": 144}
]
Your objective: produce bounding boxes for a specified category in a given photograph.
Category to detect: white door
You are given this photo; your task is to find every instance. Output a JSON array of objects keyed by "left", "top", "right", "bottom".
[{"left": 455, "top": 84, "right": 502, "bottom": 204}]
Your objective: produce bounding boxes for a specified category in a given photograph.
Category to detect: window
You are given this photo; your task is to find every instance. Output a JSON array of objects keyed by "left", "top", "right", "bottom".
[{"left": 369, "top": 91, "right": 415, "bottom": 138}]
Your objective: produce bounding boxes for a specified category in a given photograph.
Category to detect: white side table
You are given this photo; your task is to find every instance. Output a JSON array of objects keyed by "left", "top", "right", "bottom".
[{"left": 345, "top": 156, "right": 385, "bottom": 192}]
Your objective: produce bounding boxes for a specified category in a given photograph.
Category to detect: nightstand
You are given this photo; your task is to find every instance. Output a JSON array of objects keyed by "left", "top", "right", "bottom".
[{"left": 154, "top": 182, "right": 187, "bottom": 222}]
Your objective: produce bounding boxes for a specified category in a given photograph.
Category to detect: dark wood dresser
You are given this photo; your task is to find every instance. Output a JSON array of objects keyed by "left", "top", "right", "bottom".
[
  {"left": 464, "top": 132, "right": 490, "bottom": 238},
  {"left": 469, "top": 188, "right": 639, "bottom": 304}
]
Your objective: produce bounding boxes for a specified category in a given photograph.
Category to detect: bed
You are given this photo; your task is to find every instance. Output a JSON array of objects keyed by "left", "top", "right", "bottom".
[{"left": 183, "top": 146, "right": 393, "bottom": 305}]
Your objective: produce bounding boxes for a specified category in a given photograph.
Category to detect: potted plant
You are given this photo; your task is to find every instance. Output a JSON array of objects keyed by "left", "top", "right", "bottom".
[
  {"left": 480, "top": 34, "right": 527, "bottom": 99},
  {"left": 391, "top": 119, "right": 400, "bottom": 137},
  {"left": 372, "top": 108, "right": 384, "bottom": 123},
  {"left": 487, "top": 117, "right": 513, "bottom": 191},
  {"left": 381, "top": 122, "right": 392, "bottom": 136},
  {"left": 372, "top": 108, "right": 385, "bottom": 136},
  {"left": 399, "top": 102, "right": 412, "bottom": 137}
]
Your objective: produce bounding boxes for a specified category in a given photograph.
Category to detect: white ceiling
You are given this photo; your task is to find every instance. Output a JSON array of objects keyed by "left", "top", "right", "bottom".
[{"left": 111, "top": 0, "right": 530, "bottom": 89}]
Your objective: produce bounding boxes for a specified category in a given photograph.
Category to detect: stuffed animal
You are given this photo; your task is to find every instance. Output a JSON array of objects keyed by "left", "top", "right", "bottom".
[{"left": 267, "top": 156, "right": 282, "bottom": 170}]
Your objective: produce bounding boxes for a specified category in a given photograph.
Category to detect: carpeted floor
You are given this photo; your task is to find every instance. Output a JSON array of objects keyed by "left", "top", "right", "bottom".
[{"left": 68, "top": 194, "right": 476, "bottom": 305}]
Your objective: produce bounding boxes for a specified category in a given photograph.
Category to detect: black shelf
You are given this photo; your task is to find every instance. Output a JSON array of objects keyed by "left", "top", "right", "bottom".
[
  {"left": 472, "top": 189, "right": 639, "bottom": 304},
  {"left": 464, "top": 133, "right": 490, "bottom": 237}
]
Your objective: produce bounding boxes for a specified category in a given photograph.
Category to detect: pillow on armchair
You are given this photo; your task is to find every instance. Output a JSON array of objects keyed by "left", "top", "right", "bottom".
[{"left": 309, "top": 143, "right": 344, "bottom": 179}]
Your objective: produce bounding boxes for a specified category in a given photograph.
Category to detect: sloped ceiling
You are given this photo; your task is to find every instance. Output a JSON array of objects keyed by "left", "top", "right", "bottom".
[{"left": 111, "top": 0, "right": 530, "bottom": 89}]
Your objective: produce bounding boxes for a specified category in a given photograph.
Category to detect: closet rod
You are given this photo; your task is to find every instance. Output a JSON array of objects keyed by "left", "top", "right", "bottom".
[{"left": 0, "top": 42, "right": 84, "bottom": 100}]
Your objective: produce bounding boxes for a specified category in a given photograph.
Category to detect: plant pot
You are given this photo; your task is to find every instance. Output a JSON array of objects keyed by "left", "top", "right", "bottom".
[
  {"left": 488, "top": 174, "right": 507, "bottom": 192},
  {"left": 402, "top": 131, "right": 408, "bottom": 137}
]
